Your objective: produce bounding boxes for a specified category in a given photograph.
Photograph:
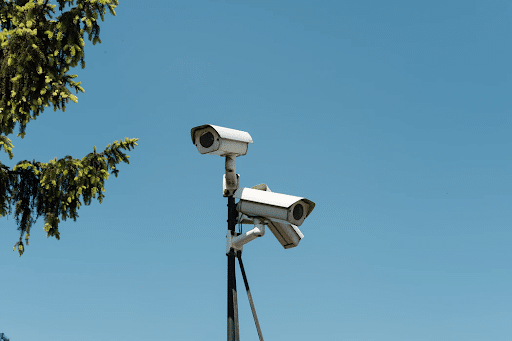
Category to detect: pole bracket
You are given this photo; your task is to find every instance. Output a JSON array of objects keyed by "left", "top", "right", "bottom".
[{"left": 223, "top": 155, "right": 240, "bottom": 197}]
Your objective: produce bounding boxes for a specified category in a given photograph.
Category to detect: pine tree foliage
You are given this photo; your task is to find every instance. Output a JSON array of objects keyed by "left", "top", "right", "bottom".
[
  {"left": 0, "top": 0, "right": 139, "bottom": 256},
  {"left": 0, "top": 0, "right": 118, "bottom": 136}
]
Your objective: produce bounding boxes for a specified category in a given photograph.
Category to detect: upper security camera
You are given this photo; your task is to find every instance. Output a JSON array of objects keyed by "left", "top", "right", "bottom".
[
  {"left": 191, "top": 124, "right": 253, "bottom": 157},
  {"left": 234, "top": 187, "right": 315, "bottom": 227}
]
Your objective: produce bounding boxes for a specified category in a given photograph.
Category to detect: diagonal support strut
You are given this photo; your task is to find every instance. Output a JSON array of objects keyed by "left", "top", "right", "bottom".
[{"left": 237, "top": 251, "right": 264, "bottom": 341}]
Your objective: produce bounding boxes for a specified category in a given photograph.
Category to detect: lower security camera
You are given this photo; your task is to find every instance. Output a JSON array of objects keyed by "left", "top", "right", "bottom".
[
  {"left": 236, "top": 213, "right": 304, "bottom": 249},
  {"left": 267, "top": 219, "right": 304, "bottom": 249},
  {"left": 234, "top": 187, "right": 315, "bottom": 227}
]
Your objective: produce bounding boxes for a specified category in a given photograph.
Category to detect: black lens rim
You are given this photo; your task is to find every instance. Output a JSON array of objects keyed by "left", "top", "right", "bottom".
[
  {"left": 199, "top": 131, "right": 214, "bottom": 148},
  {"left": 293, "top": 203, "right": 304, "bottom": 221}
]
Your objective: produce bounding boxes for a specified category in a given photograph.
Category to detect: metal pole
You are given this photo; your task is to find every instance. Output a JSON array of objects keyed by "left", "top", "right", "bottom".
[{"left": 227, "top": 196, "right": 239, "bottom": 341}]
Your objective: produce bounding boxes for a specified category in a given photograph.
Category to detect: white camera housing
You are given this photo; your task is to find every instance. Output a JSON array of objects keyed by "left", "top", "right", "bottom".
[
  {"left": 266, "top": 220, "right": 304, "bottom": 249},
  {"left": 234, "top": 185, "right": 315, "bottom": 249},
  {"left": 237, "top": 213, "right": 304, "bottom": 249},
  {"left": 234, "top": 187, "right": 315, "bottom": 227},
  {"left": 191, "top": 124, "right": 253, "bottom": 157}
]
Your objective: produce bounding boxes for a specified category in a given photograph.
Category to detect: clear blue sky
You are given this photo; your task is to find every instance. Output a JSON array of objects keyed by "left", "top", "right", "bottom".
[{"left": 1, "top": 1, "right": 511, "bottom": 340}]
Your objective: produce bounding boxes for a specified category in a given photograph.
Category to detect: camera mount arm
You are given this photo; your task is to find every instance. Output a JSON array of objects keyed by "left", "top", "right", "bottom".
[
  {"left": 227, "top": 218, "right": 265, "bottom": 254},
  {"left": 223, "top": 155, "right": 240, "bottom": 197}
]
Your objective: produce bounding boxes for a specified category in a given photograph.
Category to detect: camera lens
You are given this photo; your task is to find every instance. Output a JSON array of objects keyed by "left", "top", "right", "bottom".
[
  {"left": 293, "top": 204, "right": 304, "bottom": 220},
  {"left": 200, "top": 132, "right": 214, "bottom": 148}
]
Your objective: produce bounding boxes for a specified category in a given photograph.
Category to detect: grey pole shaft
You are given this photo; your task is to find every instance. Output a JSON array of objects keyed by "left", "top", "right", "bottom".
[{"left": 227, "top": 196, "right": 240, "bottom": 341}]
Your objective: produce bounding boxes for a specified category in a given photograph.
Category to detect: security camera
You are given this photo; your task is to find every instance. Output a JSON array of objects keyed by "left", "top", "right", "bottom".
[
  {"left": 234, "top": 187, "right": 315, "bottom": 227},
  {"left": 238, "top": 184, "right": 315, "bottom": 249},
  {"left": 191, "top": 124, "right": 253, "bottom": 157},
  {"left": 267, "top": 220, "right": 304, "bottom": 249},
  {"left": 237, "top": 213, "right": 304, "bottom": 249},
  {"left": 191, "top": 124, "right": 254, "bottom": 196}
]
